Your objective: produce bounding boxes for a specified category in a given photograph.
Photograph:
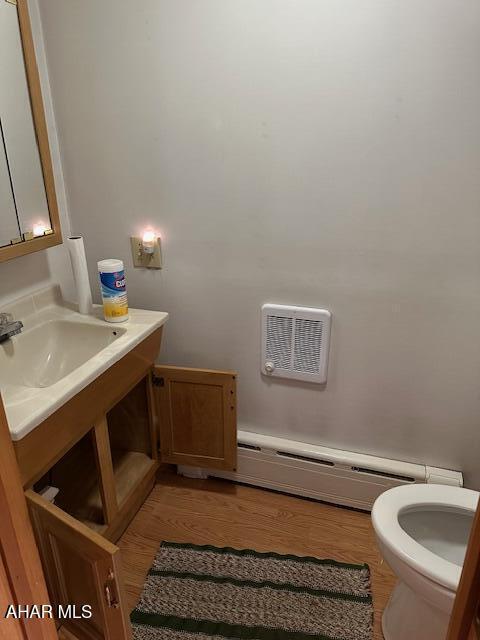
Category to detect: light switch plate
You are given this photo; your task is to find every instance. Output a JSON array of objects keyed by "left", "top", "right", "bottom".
[{"left": 130, "top": 236, "right": 162, "bottom": 269}]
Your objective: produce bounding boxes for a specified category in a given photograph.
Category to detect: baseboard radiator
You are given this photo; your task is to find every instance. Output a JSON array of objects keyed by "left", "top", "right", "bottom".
[{"left": 179, "top": 430, "right": 463, "bottom": 511}]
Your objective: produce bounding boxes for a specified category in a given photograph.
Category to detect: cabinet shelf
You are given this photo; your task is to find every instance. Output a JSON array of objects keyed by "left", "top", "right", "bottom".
[
  {"left": 42, "top": 447, "right": 155, "bottom": 533},
  {"left": 112, "top": 449, "right": 156, "bottom": 509}
]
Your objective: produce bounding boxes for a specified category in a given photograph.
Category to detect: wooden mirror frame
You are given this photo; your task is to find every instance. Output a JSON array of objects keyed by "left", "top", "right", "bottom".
[{"left": 0, "top": 0, "right": 62, "bottom": 263}]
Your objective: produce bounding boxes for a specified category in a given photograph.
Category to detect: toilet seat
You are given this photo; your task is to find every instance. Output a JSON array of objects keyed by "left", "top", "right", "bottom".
[{"left": 372, "top": 484, "right": 478, "bottom": 591}]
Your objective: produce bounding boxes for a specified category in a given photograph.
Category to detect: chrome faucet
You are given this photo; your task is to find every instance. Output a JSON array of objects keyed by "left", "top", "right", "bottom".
[{"left": 0, "top": 313, "right": 23, "bottom": 343}]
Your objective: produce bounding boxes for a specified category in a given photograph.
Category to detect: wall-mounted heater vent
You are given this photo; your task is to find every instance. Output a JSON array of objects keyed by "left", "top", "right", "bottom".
[
  {"left": 181, "top": 431, "right": 464, "bottom": 511},
  {"left": 262, "top": 304, "right": 331, "bottom": 383}
]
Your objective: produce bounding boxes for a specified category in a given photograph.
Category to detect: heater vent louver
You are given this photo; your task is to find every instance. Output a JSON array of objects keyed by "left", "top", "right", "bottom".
[
  {"left": 238, "top": 443, "right": 261, "bottom": 452},
  {"left": 294, "top": 318, "right": 323, "bottom": 373},
  {"left": 276, "top": 451, "right": 334, "bottom": 467},
  {"left": 262, "top": 304, "right": 331, "bottom": 383},
  {"left": 266, "top": 315, "right": 293, "bottom": 370},
  {"left": 351, "top": 466, "right": 415, "bottom": 483}
]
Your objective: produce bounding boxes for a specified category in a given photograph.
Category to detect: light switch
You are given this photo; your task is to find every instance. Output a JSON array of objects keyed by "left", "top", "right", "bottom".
[{"left": 130, "top": 236, "right": 162, "bottom": 269}]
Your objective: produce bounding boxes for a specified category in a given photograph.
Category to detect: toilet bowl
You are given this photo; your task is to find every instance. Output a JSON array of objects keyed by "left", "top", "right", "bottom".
[{"left": 372, "top": 484, "right": 479, "bottom": 640}]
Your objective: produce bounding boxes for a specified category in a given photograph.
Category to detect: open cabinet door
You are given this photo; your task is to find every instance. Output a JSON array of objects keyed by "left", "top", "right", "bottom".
[
  {"left": 26, "top": 491, "right": 131, "bottom": 640},
  {"left": 447, "top": 496, "right": 480, "bottom": 640},
  {"left": 154, "top": 366, "right": 237, "bottom": 471}
]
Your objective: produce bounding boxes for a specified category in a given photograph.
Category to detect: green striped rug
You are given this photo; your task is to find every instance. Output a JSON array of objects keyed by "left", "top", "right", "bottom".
[{"left": 131, "top": 542, "right": 373, "bottom": 640}]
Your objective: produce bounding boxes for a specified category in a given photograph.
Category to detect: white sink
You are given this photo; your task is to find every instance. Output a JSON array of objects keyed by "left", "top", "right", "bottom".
[
  {"left": 0, "top": 320, "right": 126, "bottom": 388},
  {"left": 0, "top": 285, "right": 168, "bottom": 441}
]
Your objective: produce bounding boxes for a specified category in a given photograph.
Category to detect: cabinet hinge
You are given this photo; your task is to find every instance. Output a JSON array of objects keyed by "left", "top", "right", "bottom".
[
  {"left": 152, "top": 374, "right": 164, "bottom": 387},
  {"left": 104, "top": 570, "right": 119, "bottom": 608}
]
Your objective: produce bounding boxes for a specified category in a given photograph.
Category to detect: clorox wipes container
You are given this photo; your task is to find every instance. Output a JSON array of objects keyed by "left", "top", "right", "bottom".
[{"left": 97, "top": 259, "right": 129, "bottom": 322}]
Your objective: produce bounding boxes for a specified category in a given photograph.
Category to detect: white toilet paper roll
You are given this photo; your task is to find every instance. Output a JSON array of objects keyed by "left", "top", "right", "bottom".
[{"left": 67, "top": 236, "right": 93, "bottom": 315}]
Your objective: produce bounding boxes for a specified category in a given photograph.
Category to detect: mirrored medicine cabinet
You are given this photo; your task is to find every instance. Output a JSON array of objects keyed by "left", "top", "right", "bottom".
[{"left": 0, "top": 0, "right": 62, "bottom": 263}]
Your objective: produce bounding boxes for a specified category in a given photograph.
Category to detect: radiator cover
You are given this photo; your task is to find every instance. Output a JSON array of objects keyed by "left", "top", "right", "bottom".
[{"left": 180, "top": 430, "right": 463, "bottom": 511}]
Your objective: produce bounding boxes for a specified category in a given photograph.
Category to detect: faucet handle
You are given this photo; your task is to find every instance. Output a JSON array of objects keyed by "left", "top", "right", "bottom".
[{"left": 0, "top": 313, "right": 13, "bottom": 326}]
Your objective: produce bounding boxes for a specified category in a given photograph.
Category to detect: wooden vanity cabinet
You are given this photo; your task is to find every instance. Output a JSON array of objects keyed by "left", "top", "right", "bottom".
[
  {"left": 15, "top": 328, "right": 164, "bottom": 489},
  {"left": 12, "top": 329, "right": 237, "bottom": 640},
  {"left": 27, "top": 365, "right": 238, "bottom": 540},
  {"left": 23, "top": 368, "right": 160, "bottom": 640},
  {"left": 32, "top": 375, "right": 159, "bottom": 540}
]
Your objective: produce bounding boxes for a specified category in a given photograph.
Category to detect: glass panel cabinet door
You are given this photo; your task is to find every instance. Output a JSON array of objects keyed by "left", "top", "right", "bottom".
[
  {"left": 0, "top": 123, "right": 20, "bottom": 246},
  {"left": 0, "top": 0, "right": 62, "bottom": 261},
  {"left": 0, "top": 0, "right": 50, "bottom": 246}
]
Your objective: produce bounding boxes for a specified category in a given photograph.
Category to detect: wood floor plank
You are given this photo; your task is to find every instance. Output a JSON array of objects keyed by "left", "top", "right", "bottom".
[{"left": 118, "top": 471, "right": 394, "bottom": 640}]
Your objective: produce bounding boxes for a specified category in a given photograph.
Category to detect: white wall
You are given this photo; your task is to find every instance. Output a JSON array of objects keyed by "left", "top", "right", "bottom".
[
  {"left": 38, "top": 0, "right": 480, "bottom": 487},
  {"left": 0, "top": 0, "right": 73, "bottom": 307}
]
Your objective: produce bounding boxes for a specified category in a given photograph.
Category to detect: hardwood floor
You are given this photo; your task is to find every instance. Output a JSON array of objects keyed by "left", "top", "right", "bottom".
[{"left": 118, "top": 470, "right": 395, "bottom": 640}]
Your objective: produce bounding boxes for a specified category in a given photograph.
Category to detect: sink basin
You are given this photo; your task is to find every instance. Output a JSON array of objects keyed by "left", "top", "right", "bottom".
[
  {"left": 0, "top": 320, "right": 126, "bottom": 388},
  {"left": 0, "top": 285, "right": 168, "bottom": 441}
]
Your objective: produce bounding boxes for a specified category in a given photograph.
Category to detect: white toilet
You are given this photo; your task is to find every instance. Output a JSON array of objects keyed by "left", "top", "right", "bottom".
[{"left": 372, "top": 484, "right": 479, "bottom": 640}]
